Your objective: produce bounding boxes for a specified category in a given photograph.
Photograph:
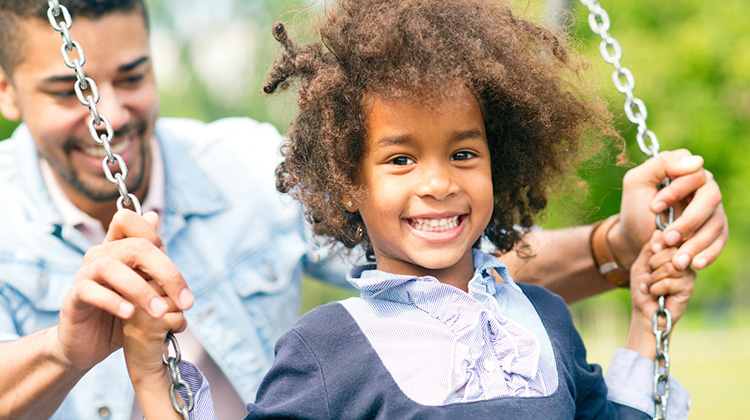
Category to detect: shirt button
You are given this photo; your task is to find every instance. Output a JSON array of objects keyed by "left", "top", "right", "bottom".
[
  {"left": 483, "top": 360, "right": 497, "bottom": 372},
  {"left": 98, "top": 405, "right": 111, "bottom": 419}
]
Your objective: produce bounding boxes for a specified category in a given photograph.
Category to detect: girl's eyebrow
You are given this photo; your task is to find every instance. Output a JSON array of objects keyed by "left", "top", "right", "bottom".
[
  {"left": 453, "top": 128, "right": 484, "bottom": 141},
  {"left": 376, "top": 128, "right": 484, "bottom": 147},
  {"left": 377, "top": 135, "right": 414, "bottom": 147}
]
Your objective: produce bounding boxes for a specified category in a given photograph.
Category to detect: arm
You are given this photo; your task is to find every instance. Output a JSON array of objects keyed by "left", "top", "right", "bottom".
[
  {"left": 601, "top": 231, "right": 695, "bottom": 419},
  {"left": 0, "top": 211, "right": 192, "bottom": 419},
  {"left": 501, "top": 225, "right": 610, "bottom": 303},
  {"left": 121, "top": 288, "right": 189, "bottom": 420},
  {"left": 569, "top": 232, "right": 694, "bottom": 419},
  {"left": 504, "top": 149, "right": 726, "bottom": 303},
  {"left": 0, "top": 327, "right": 88, "bottom": 419}
]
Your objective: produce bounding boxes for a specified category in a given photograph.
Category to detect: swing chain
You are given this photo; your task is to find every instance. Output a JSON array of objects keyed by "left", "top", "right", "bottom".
[
  {"left": 579, "top": 0, "right": 660, "bottom": 158},
  {"left": 579, "top": 1, "right": 674, "bottom": 419},
  {"left": 45, "top": 1, "right": 192, "bottom": 417},
  {"left": 164, "top": 334, "right": 195, "bottom": 419}
]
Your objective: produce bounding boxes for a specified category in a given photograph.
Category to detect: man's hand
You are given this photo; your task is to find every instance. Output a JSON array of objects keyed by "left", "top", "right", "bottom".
[
  {"left": 613, "top": 149, "right": 727, "bottom": 271},
  {"left": 56, "top": 210, "right": 194, "bottom": 371}
]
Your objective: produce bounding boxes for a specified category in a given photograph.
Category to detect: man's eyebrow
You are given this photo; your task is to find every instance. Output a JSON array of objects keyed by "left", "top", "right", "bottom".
[
  {"left": 41, "top": 74, "right": 78, "bottom": 84},
  {"left": 117, "top": 56, "right": 149, "bottom": 73},
  {"left": 40, "top": 56, "right": 150, "bottom": 86}
]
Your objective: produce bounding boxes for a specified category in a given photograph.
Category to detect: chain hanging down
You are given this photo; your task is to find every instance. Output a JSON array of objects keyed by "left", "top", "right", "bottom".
[
  {"left": 579, "top": 1, "right": 674, "bottom": 419},
  {"left": 45, "top": 1, "right": 193, "bottom": 418}
]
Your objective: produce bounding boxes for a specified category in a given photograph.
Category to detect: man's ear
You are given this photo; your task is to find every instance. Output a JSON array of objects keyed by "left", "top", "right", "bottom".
[{"left": 0, "top": 67, "right": 21, "bottom": 121}]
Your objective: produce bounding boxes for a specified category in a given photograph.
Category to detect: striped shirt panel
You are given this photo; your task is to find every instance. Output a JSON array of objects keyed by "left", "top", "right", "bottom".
[{"left": 340, "top": 249, "right": 558, "bottom": 406}]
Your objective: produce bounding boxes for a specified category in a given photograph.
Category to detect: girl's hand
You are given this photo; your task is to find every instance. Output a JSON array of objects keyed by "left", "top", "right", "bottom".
[
  {"left": 121, "top": 281, "right": 187, "bottom": 420},
  {"left": 626, "top": 231, "right": 695, "bottom": 360}
]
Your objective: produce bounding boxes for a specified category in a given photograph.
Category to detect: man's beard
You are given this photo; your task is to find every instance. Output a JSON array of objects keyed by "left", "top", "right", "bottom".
[
  {"left": 65, "top": 143, "right": 148, "bottom": 202},
  {"left": 53, "top": 121, "right": 150, "bottom": 202}
]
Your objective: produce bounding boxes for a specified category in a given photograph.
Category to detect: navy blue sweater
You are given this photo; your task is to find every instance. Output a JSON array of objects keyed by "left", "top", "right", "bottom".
[{"left": 244, "top": 283, "right": 649, "bottom": 419}]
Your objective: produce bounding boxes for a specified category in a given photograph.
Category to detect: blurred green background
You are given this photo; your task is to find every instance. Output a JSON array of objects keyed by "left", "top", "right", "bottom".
[{"left": 1, "top": 0, "right": 747, "bottom": 417}]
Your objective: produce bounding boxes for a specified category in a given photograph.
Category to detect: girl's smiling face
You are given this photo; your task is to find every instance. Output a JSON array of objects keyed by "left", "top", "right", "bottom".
[{"left": 355, "top": 86, "right": 493, "bottom": 289}]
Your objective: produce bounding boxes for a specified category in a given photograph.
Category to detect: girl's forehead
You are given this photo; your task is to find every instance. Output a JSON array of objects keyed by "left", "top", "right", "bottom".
[{"left": 362, "top": 84, "right": 480, "bottom": 115}]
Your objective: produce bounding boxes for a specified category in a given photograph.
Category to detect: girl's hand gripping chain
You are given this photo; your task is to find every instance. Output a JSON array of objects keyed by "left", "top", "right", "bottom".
[
  {"left": 626, "top": 231, "right": 695, "bottom": 360},
  {"left": 121, "top": 278, "right": 188, "bottom": 420}
]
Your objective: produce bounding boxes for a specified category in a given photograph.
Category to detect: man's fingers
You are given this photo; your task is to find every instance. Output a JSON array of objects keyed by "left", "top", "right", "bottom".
[
  {"left": 660, "top": 171, "right": 722, "bottom": 246},
  {"left": 105, "top": 209, "right": 164, "bottom": 252},
  {"left": 143, "top": 211, "right": 159, "bottom": 231},
  {"left": 650, "top": 170, "right": 705, "bottom": 212},
  {"left": 74, "top": 256, "right": 171, "bottom": 318},
  {"left": 627, "top": 149, "right": 698, "bottom": 188},
  {"left": 680, "top": 211, "right": 729, "bottom": 270},
  {"left": 82, "top": 239, "right": 194, "bottom": 312},
  {"left": 72, "top": 277, "right": 135, "bottom": 318},
  {"left": 662, "top": 151, "right": 704, "bottom": 178}
]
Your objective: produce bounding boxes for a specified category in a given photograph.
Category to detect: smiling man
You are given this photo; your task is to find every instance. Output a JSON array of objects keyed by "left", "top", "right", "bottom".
[
  {"left": 0, "top": 2, "right": 318, "bottom": 419},
  {"left": 0, "top": 3, "right": 156, "bottom": 228},
  {"left": 0, "top": 1, "right": 729, "bottom": 419}
]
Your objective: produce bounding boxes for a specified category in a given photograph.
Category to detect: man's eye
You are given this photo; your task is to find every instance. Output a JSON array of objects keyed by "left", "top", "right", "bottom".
[
  {"left": 51, "top": 90, "right": 76, "bottom": 99},
  {"left": 389, "top": 156, "right": 415, "bottom": 165},
  {"left": 122, "top": 74, "right": 145, "bottom": 84},
  {"left": 452, "top": 151, "right": 476, "bottom": 161}
]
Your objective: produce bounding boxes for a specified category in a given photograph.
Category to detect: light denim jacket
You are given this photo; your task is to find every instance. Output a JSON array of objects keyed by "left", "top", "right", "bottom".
[{"left": 0, "top": 117, "right": 346, "bottom": 420}]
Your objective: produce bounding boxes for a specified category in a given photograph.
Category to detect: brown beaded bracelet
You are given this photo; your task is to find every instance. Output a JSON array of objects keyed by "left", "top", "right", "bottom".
[{"left": 590, "top": 215, "right": 630, "bottom": 288}]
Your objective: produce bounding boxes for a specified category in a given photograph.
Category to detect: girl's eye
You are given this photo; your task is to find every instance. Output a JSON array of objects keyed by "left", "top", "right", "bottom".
[
  {"left": 452, "top": 151, "right": 476, "bottom": 161},
  {"left": 388, "top": 156, "right": 415, "bottom": 165}
]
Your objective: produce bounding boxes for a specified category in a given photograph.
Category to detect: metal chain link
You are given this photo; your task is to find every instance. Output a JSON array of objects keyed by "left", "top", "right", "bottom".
[
  {"left": 163, "top": 334, "right": 195, "bottom": 419},
  {"left": 579, "top": 1, "right": 674, "bottom": 418},
  {"left": 45, "top": 1, "right": 192, "bottom": 417}
]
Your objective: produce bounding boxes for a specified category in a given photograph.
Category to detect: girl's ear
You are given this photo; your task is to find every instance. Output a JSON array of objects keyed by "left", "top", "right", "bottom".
[{"left": 343, "top": 197, "right": 358, "bottom": 212}]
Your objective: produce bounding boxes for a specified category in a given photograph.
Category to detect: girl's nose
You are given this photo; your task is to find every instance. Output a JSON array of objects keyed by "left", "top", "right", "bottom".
[{"left": 416, "top": 164, "right": 458, "bottom": 201}]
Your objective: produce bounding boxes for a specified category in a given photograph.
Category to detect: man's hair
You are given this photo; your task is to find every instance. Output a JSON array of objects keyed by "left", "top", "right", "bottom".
[
  {"left": 266, "top": 0, "right": 616, "bottom": 259},
  {"left": 0, "top": 0, "right": 147, "bottom": 76}
]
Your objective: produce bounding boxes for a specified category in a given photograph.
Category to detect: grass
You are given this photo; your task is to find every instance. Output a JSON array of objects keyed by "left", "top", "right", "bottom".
[{"left": 575, "top": 293, "right": 750, "bottom": 420}]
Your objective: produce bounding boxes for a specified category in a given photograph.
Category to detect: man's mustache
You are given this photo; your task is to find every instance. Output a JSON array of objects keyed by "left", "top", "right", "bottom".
[{"left": 63, "top": 120, "right": 148, "bottom": 151}]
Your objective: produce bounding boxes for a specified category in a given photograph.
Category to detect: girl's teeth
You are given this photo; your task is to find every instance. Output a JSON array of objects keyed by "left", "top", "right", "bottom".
[{"left": 410, "top": 216, "right": 460, "bottom": 231}]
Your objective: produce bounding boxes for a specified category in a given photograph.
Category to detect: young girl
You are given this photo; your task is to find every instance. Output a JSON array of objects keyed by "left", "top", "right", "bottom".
[{"left": 123, "top": 0, "right": 694, "bottom": 418}]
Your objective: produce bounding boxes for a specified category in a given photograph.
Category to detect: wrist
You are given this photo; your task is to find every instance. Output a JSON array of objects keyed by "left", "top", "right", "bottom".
[
  {"left": 45, "top": 326, "right": 88, "bottom": 374},
  {"left": 590, "top": 216, "right": 630, "bottom": 288},
  {"left": 626, "top": 315, "right": 656, "bottom": 360},
  {"left": 607, "top": 215, "right": 640, "bottom": 270}
]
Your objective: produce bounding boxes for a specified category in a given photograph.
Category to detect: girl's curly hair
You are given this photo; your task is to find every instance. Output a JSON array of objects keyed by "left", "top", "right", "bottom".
[{"left": 265, "top": 0, "right": 613, "bottom": 259}]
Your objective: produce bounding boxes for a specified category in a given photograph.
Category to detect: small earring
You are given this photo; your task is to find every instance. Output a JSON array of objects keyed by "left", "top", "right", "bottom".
[
  {"left": 355, "top": 225, "right": 364, "bottom": 241},
  {"left": 347, "top": 201, "right": 354, "bottom": 208}
]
